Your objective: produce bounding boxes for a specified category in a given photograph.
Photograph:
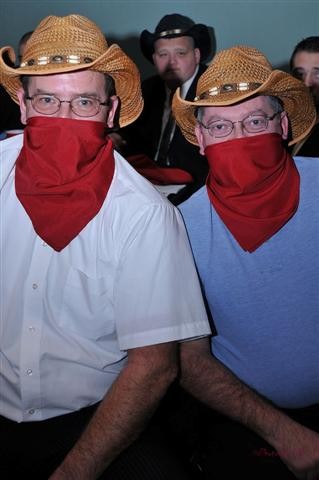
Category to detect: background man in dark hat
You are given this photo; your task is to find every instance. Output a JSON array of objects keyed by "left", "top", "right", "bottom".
[
  {"left": 112, "top": 13, "right": 215, "bottom": 205},
  {"left": 289, "top": 36, "right": 319, "bottom": 157}
]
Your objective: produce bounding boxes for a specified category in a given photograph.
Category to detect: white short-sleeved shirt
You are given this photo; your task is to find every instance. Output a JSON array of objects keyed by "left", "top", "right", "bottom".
[{"left": 0, "top": 134, "right": 211, "bottom": 422}]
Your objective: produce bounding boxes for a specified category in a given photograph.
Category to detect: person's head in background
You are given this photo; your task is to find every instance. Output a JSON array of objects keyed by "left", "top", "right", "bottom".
[
  {"left": 140, "top": 13, "right": 212, "bottom": 91},
  {"left": 18, "top": 31, "right": 33, "bottom": 65},
  {"left": 290, "top": 36, "right": 319, "bottom": 111}
]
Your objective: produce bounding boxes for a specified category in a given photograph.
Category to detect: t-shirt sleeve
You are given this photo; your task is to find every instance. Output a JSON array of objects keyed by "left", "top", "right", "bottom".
[{"left": 113, "top": 202, "right": 211, "bottom": 350}]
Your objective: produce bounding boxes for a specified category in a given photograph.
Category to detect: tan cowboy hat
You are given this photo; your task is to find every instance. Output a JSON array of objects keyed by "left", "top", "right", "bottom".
[
  {"left": 172, "top": 45, "right": 316, "bottom": 146},
  {"left": 0, "top": 14, "right": 143, "bottom": 127}
]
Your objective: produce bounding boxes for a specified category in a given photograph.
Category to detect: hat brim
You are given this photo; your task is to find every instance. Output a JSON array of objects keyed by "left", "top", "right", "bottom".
[
  {"left": 172, "top": 70, "right": 316, "bottom": 146},
  {"left": 0, "top": 44, "right": 143, "bottom": 128},
  {"left": 140, "top": 24, "right": 212, "bottom": 63}
]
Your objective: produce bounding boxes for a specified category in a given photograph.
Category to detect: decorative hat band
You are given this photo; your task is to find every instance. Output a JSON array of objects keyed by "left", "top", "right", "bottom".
[
  {"left": 158, "top": 28, "right": 186, "bottom": 38},
  {"left": 194, "top": 82, "right": 262, "bottom": 100},
  {"left": 20, "top": 54, "right": 94, "bottom": 67}
]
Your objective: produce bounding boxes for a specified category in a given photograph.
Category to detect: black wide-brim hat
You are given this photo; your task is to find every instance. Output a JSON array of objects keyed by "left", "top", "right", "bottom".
[{"left": 140, "top": 13, "right": 212, "bottom": 63}]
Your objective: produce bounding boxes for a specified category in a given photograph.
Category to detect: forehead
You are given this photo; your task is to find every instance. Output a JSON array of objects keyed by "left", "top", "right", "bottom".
[
  {"left": 293, "top": 51, "right": 319, "bottom": 69},
  {"left": 27, "top": 70, "right": 106, "bottom": 93},
  {"left": 201, "top": 96, "right": 273, "bottom": 119},
  {"left": 154, "top": 36, "right": 194, "bottom": 52}
]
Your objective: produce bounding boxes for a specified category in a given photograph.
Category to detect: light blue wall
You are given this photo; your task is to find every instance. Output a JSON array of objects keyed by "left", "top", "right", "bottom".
[{"left": 1, "top": 0, "right": 318, "bottom": 78}]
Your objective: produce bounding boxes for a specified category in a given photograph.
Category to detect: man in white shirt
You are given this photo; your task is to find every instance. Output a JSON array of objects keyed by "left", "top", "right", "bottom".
[{"left": 0, "top": 14, "right": 211, "bottom": 479}]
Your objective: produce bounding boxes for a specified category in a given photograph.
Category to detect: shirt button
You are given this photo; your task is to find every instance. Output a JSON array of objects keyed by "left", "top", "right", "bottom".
[
  {"left": 42, "top": 242, "right": 47, "bottom": 247},
  {"left": 26, "top": 369, "right": 33, "bottom": 376},
  {"left": 32, "top": 283, "right": 38, "bottom": 289},
  {"left": 29, "top": 409, "right": 35, "bottom": 415},
  {"left": 28, "top": 326, "right": 35, "bottom": 332}
]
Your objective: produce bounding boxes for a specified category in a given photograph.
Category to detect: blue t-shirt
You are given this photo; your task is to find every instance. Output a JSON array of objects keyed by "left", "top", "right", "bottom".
[{"left": 180, "top": 157, "right": 319, "bottom": 408}]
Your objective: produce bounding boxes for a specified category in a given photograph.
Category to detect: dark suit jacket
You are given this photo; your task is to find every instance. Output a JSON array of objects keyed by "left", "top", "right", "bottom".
[
  {"left": 296, "top": 123, "right": 319, "bottom": 157},
  {"left": 120, "top": 64, "right": 209, "bottom": 205},
  {"left": 0, "top": 86, "right": 24, "bottom": 133}
]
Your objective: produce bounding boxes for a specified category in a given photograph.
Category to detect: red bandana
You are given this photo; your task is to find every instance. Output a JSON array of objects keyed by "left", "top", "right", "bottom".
[
  {"left": 205, "top": 133, "right": 300, "bottom": 252},
  {"left": 15, "top": 117, "right": 115, "bottom": 251}
]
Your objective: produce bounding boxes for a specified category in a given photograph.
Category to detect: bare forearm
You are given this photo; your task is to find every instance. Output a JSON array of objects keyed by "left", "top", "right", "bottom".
[
  {"left": 180, "top": 339, "right": 278, "bottom": 438},
  {"left": 180, "top": 339, "right": 311, "bottom": 444},
  {"left": 50, "top": 343, "right": 177, "bottom": 480}
]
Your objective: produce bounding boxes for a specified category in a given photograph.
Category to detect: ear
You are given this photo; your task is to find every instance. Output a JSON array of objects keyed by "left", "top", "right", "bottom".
[
  {"left": 16, "top": 88, "right": 27, "bottom": 125},
  {"left": 280, "top": 111, "right": 289, "bottom": 140},
  {"left": 194, "top": 48, "right": 201, "bottom": 65},
  {"left": 106, "top": 96, "right": 119, "bottom": 128},
  {"left": 195, "top": 122, "right": 206, "bottom": 155}
]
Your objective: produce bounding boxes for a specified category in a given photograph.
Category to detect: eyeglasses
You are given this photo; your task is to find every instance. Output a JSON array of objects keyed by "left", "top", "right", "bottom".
[
  {"left": 25, "top": 94, "right": 108, "bottom": 117},
  {"left": 198, "top": 111, "right": 281, "bottom": 139}
]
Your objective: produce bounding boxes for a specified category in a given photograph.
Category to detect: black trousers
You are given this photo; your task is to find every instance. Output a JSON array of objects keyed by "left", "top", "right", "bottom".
[{"left": 0, "top": 402, "right": 193, "bottom": 480}]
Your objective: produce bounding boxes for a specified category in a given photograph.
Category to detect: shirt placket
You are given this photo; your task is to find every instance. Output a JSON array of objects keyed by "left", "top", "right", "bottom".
[{"left": 19, "top": 237, "right": 52, "bottom": 421}]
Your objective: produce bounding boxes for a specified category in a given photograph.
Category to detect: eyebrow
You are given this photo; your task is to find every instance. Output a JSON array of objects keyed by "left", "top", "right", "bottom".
[
  {"left": 156, "top": 47, "right": 189, "bottom": 54},
  {"left": 204, "top": 109, "right": 268, "bottom": 122},
  {"left": 293, "top": 66, "right": 319, "bottom": 72},
  {"left": 32, "top": 88, "right": 100, "bottom": 98}
]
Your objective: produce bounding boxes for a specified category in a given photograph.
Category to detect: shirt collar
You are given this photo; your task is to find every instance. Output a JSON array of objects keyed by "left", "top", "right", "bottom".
[{"left": 180, "top": 65, "right": 199, "bottom": 99}]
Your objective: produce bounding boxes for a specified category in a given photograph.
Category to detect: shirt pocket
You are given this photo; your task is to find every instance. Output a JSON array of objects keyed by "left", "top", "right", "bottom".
[{"left": 59, "top": 267, "right": 114, "bottom": 340}]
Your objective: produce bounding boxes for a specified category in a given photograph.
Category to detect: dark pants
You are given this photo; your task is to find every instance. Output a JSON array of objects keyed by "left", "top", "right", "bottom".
[
  {"left": 151, "top": 384, "right": 319, "bottom": 480},
  {"left": 0, "top": 402, "right": 192, "bottom": 480}
]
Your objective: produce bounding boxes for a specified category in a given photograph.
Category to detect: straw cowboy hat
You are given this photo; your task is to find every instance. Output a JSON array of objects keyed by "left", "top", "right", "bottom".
[
  {"left": 0, "top": 14, "right": 143, "bottom": 127},
  {"left": 140, "top": 13, "right": 212, "bottom": 63},
  {"left": 172, "top": 45, "right": 316, "bottom": 146}
]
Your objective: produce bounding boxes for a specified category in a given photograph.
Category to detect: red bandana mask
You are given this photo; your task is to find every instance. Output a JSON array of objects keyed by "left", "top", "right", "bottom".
[
  {"left": 15, "top": 116, "right": 115, "bottom": 251},
  {"left": 205, "top": 133, "right": 300, "bottom": 252}
]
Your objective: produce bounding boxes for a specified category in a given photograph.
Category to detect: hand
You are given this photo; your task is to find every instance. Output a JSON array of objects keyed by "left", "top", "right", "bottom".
[
  {"left": 272, "top": 419, "right": 319, "bottom": 480},
  {"left": 180, "top": 339, "right": 319, "bottom": 480}
]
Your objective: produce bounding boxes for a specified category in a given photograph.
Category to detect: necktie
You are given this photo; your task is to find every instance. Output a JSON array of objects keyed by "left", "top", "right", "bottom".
[{"left": 156, "top": 91, "right": 175, "bottom": 166}]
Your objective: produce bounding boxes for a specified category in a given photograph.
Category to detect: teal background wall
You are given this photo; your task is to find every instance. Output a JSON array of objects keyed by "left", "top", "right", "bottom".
[{"left": 1, "top": 0, "right": 318, "bottom": 78}]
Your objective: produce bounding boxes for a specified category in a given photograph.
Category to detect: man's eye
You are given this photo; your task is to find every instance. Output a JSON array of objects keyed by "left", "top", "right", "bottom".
[
  {"left": 244, "top": 116, "right": 267, "bottom": 130},
  {"left": 250, "top": 118, "right": 263, "bottom": 126},
  {"left": 76, "top": 98, "right": 95, "bottom": 108},
  {"left": 292, "top": 70, "right": 304, "bottom": 80},
  {"left": 38, "top": 96, "right": 55, "bottom": 104},
  {"left": 212, "top": 122, "right": 229, "bottom": 131}
]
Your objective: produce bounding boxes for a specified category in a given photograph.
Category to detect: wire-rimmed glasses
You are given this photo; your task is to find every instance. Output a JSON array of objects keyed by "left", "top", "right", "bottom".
[
  {"left": 25, "top": 94, "right": 108, "bottom": 117},
  {"left": 198, "top": 111, "right": 281, "bottom": 139}
]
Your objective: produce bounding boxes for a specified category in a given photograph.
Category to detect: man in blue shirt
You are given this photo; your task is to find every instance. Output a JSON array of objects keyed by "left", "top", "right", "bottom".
[{"left": 173, "top": 45, "right": 319, "bottom": 479}]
